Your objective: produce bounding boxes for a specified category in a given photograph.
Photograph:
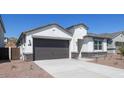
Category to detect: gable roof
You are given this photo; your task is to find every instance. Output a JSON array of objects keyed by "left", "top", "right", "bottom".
[
  {"left": 66, "top": 23, "right": 89, "bottom": 30},
  {"left": 22, "top": 23, "right": 72, "bottom": 36},
  {"left": 100, "top": 31, "right": 124, "bottom": 39},
  {"left": 66, "top": 23, "right": 89, "bottom": 35},
  {"left": 0, "top": 15, "right": 6, "bottom": 33},
  {"left": 17, "top": 23, "right": 72, "bottom": 43},
  {"left": 86, "top": 31, "right": 124, "bottom": 39},
  {"left": 84, "top": 32, "right": 112, "bottom": 39}
]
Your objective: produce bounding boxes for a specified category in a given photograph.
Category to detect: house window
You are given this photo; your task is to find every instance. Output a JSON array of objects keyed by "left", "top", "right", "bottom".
[
  {"left": 107, "top": 39, "right": 112, "bottom": 46},
  {"left": 28, "top": 40, "right": 31, "bottom": 46},
  {"left": 94, "top": 39, "right": 103, "bottom": 50}
]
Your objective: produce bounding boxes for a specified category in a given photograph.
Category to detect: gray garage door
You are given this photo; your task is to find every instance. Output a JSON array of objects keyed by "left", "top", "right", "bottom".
[{"left": 33, "top": 38, "right": 69, "bottom": 60}]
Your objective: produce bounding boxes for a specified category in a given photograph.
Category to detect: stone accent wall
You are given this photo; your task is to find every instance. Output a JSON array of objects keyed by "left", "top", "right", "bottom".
[
  {"left": 24, "top": 54, "right": 33, "bottom": 61},
  {"left": 81, "top": 52, "right": 107, "bottom": 58},
  {"left": 71, "top": 52, "right": 79, "bottom": 58}
]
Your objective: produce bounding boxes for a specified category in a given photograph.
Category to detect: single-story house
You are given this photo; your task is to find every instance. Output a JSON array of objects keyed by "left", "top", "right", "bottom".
[
  {"left": 0, "top": 15, "right": 5, "bottom": 47},
  {"left": 100, "top": 31, "right": 124, "bottom": 53},
  {"left": 17, "top": 23, "right": 110, "bottom": 61}
]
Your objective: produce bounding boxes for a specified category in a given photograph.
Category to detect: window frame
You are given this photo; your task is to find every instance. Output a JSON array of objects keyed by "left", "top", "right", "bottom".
[
  {"left": 94, "top": 39, "right": 103, "bottom": 50},
  {"left": 28, "top": 40, "right": 31, "bottom": 46}
]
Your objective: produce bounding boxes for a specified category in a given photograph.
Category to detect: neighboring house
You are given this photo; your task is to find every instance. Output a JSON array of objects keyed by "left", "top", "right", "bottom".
[
  {"left": 0, "top": 16, "right": 5, "bottom": 47},
  {"left": 5, "top": 37, "right": 17, "bottom": 48},
  {"left": 17, "top": 23, "right": 110, "bottom": 61},
  {"left": 100, "top": 31, "right": 124, "bottom": 53},
  {"left": 4, "top": 37, "right": 9, "bottom": 44}
]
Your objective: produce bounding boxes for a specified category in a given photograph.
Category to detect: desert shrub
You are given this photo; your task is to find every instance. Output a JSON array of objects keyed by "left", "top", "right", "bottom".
[
  {"left": 11, "top": 65, "right": 17, "bottom": 70},
  {"left": 119, "top": 47, "right": 124, "bottom": 62},
  {"left": 30, "top": 65, "right": 33, "bottom": 70},
  {"left": 119, "top": 47, "right": 124, "bottom": 56}
]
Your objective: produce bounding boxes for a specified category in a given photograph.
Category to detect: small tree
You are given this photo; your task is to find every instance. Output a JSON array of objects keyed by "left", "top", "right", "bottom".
[{"left": 119, "top": 47, "right": 124, "bottom": 62}]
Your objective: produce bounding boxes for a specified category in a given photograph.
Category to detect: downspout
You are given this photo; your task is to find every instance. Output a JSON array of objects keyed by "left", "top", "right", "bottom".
[{"left": 69, "top": 40, "right": 72, "bottom": 59}]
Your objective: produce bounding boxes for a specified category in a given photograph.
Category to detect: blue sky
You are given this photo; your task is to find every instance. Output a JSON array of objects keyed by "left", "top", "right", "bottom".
[{"left": 2, "top": 14, "right": 124, "bottom": 38}]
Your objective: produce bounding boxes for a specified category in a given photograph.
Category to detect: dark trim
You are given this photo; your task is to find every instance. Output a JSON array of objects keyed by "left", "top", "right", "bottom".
[
  {"left": 84, "top": 35, "right": 111, "bottom": 39},
  {"left": 16, "top": 32, "right": 26, "bottom": 46},
  {"left": 33, "top": 37, "right": 35, "bottom": 61},
  {"left": 0, "top": 15, "right": 6, "bottom": 33},
  {"left": 107, "top": 48, "right": 116, "bottom": 50}
]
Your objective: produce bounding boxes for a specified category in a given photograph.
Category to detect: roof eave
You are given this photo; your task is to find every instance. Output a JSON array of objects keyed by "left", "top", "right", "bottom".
[
  {"left": 17, "top": 32, "right": 26, "bottom": 45},
  {"left": 0, "top": 15, "right": 6, "bottom": 33},
  {"left": 84, "top": 35, "right": 112, "bottom": 39},
  {"left": 66, "top": 23, "right": 89, "bottom": 30},
  {"left": 21, "top": 23, "right": 72, "bottom": 36}
]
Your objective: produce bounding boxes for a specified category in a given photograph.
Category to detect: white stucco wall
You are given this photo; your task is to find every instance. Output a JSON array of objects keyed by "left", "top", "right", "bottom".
[
  {"left": 81, "top": 37, "right": 94, "bottom": 52},
  {"left": 23, "top": 35, "right": 33, "bottom": 54},
  {"left": 19, "top": 37, "right": 26, "bottom": 60},
  {"left": 19, "top": 45, "right": 24, "bottom": 60},
  {"left": 103, "top": 39, "right": 107, "bottom": 52},
  {"left": 70, "top": 27, "right": 87, "bottom": 53},
  {"left": 33, "top": 27, "right": 71, "bottom": 39},
  {"left": 0, "top": 23, "right": 4, "bottom": 47},
  {"left": 81, "top": 37, "right": 107, "bottom": 53},
  {"left": 69, "top": 26, "right": 108, "bottom": 53}
]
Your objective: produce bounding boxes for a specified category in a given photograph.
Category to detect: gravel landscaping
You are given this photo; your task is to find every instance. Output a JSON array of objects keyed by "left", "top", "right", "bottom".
[
  {"left": 0, "top": 60, "right": 53, "bottom": 78},
  {"left": 1, "top": 54, "right": 123, "bottom": 78},
  {"left": 89, "top": 54, "right": 124, "bottom": 69}
]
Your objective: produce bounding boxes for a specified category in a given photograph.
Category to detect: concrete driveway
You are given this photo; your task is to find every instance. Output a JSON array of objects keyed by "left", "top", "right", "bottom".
[{"left": 34, "top": 58, "right": 124, "bottom": 78}]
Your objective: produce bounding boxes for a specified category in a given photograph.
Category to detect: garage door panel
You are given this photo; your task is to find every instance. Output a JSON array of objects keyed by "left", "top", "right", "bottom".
[
  {"left": 33, "top": 38, "right": 69, "bottom": 60},
  {"left": 34, "top": 47, "right": 69, "bottom": 60},
  {"left": 34, "top": 38, "right": 69, "bottom": 48}
]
